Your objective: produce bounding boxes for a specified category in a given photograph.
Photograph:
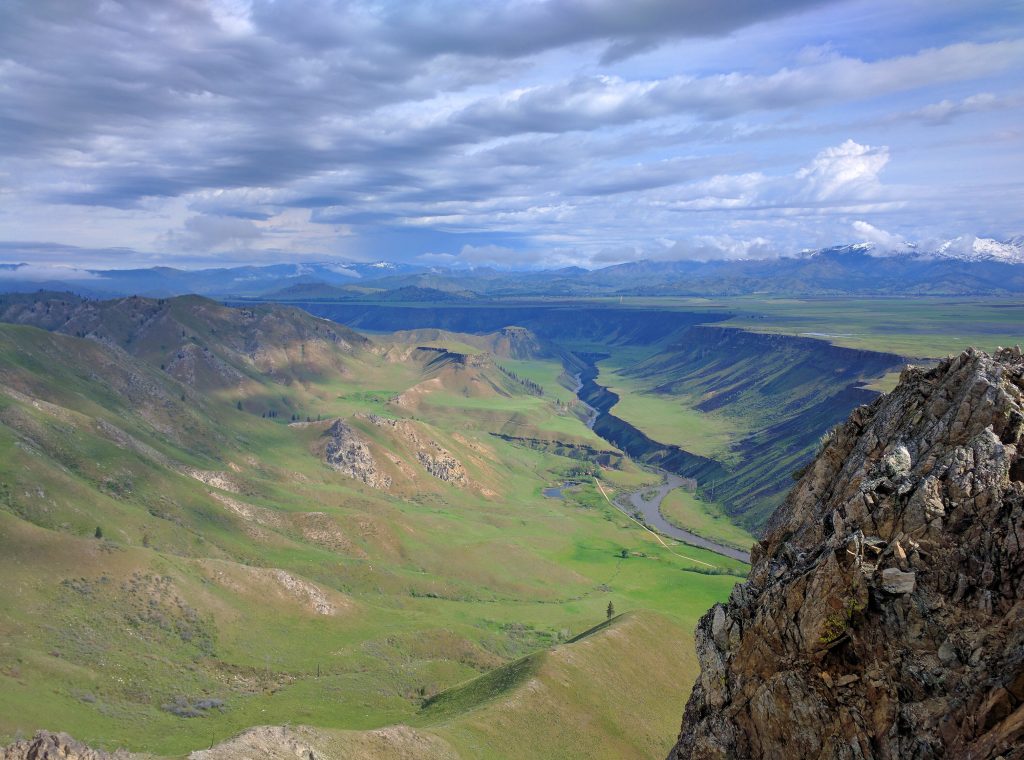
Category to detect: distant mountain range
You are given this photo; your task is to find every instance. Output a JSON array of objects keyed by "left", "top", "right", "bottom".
[
  {"left": 0, "top": 260, "right": 423, "bottom": 298},
  {"left": 797, "top": 235, "right": 1024, "bottom": 264},
  {"left": 2, "top": 236, "right": 1023, "bottom": 298}
]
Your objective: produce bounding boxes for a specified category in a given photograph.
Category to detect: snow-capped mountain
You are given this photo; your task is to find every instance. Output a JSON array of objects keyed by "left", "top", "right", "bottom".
[
  {"left": 801, "top": 236, "right": 1024, "bottom": 264},
  {"left": 934, "top": 236, "right": 1024, "bottom": 263}
]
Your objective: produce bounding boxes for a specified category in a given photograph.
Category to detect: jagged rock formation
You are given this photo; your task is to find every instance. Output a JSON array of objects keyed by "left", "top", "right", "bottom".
[
  {"left": 415, "top": 449, "right": 467, "bottom": 485},
  {"left": 323, "top": 419, "right": 391, "bottom": 489},
  {"left": 670, "top": 347, "right": 1024, "bottom": 760},
  {"left": 359, "top": 414, "right": 469, "bottom": 486},
  {"left": 0, "top": 731, "right": 133, "bottom": 759}
]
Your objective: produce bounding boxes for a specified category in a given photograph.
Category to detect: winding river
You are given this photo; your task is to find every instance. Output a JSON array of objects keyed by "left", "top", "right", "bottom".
[
  {"left": 615, "top": 473, "right": 751, "bottom": 563},
  {"left": 571, "top": 355, "right": 751, "bottom": 564}
]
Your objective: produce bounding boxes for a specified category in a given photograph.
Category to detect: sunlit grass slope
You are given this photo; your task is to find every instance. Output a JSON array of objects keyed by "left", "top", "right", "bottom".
[{"left": 0, "top": 298, "right": 742, "bottom": 758}]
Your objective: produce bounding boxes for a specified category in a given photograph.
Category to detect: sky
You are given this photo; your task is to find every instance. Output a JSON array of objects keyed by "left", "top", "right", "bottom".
[{"left": 0, "top": 0, "right": 1022, "bottom": 270}]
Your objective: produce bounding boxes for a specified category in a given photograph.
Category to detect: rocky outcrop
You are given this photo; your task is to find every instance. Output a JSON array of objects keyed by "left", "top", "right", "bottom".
[
  {"left": 670, "top": 347, "right": 1024, "bottom": 760},
  {"left": 323, "top": 419, "right": 391, "bottom": 490},
  {"left": 1, "top": 731, "right": 133, "bottom": 759},
  {"left": 359, "top": 414, "right": 468, "bottom": 486},
  {"left": 415, "top": 449, "right": 468, "bottom": 486}
]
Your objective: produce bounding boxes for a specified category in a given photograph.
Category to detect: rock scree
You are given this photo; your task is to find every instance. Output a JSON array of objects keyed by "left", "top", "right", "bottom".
[{"left": 669, "top": 347, "right": 1024, "bottom": 760}]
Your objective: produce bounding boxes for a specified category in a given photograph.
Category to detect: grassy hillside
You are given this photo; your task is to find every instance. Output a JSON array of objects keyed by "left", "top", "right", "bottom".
[
  {"left": 189, "top": 611, "right": 701, "bottom": 760},
  {"left": 0, "top": 299, "right": 742, "bottom": 758}
]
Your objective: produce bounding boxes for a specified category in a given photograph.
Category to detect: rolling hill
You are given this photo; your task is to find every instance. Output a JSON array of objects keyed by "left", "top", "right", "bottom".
[{"left": 0, "top": 295, "right": 742, "bottom": 757}]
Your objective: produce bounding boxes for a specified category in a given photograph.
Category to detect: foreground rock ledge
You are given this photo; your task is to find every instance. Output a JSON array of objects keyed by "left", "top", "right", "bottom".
[
  {"left": 0, "top": 731, "right": 132, "bottom": 759},
  {"left": 669, "top": 347, "right": 1024, "bottom": 760}
]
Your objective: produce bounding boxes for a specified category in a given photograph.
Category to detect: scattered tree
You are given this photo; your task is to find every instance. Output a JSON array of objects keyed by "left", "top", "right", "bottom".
[
  {"left": 94, "top": 526, "right": 103, "bottom": 539},
  {"left": 620, "top": 548, "right": 629, "bottom": 558},
  {"left": 606, "top": 601, "right": 615, "bottom": 620},
  {"left": 236, "top": 400, "right": 243, "bottom": 410}
]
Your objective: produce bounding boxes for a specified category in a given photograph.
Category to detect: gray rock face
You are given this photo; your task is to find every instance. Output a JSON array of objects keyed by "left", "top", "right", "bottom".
[
  {"left": 415, "top": 449, "right": 468, "bottom": 485},
  {"left": 323, "top": 419, "right": 391, "bottom": 490},
  {"left": 360, "top": 413, "right": 469, "bottom": 486},
  {"left": 669, "top": 347, "right": 1024, "bottom": 760}
]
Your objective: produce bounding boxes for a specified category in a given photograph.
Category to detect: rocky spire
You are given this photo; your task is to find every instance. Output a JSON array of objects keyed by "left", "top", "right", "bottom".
[{"left": 669, "top": 347, "right": 1024, "bottom": 760}]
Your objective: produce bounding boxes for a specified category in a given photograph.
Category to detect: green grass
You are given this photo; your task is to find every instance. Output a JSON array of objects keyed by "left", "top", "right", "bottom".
[
  {"left": 424, "top": 611, "right": 706, "bottom": 759},
  {"left": 710, "top": 297, "right": 1024, "bottom": 358},
  {"left": 417, "top": 651, "right": 545, "bottom": 723},
  {"left": 20, "top": 295, "right": 966, "bottom": 756},
  {"left": 23, "top": 293, "right": 1008, "bottom": 756},
  {"left": 0, "top": 322, "right": 742, "bottom": 758},
  {"left": 497, "top": 358, "right": 579, "bottom": 404},
  {"left": 598, "top": 359, "right": 739, "bottom": 459}
]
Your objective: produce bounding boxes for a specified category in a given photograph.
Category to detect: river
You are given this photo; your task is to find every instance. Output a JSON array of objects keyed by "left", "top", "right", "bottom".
[
  {"left": 615, "top": 473, "right": 751, "bottom": 563},
  {"left": 571, "top": 355, "right": 751, "bottom": 563}
]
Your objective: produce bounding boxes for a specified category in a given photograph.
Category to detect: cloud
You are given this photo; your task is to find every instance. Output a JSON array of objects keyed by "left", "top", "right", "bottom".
[
  {"left": 0, "top": 241, "right": 149, "bottom": 268},
  {"left": 453, "top": 41, "right": 1024, "bottom": 136},
  {"left": 0, "top": 0, "right": 1022, "bottom": 266},
  {"left": 904, "top": 92, "right": 1007, "bottom": 125},
  {"left": 851, "top": 220, "right": 907, "bottom": 250},
  {"left": 0, "top": 262, "right": 102, "bottom": 281},
  {"left": 384, "top": 0, "right": 833, "bottom": 63},
  {"left": 658, "top": 235, "right": 777, "bottom": 261},
  {"left": 163, "top": 214, "right": 263, "bottom": 252},
  {"left": 796, "top": 140, "right": 889, "bottom": 202},
  {"left": 645, "top": 140, "right": 894, "bottom": 216}
]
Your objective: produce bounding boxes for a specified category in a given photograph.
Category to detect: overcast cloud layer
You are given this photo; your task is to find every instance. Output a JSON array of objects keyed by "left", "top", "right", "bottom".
[{"left": 1, "top": 0, "right": 1022, "bottom": 268}]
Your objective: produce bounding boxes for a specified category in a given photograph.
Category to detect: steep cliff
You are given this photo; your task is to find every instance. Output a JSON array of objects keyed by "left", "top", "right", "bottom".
[{"left": 670, "top": 347, "right": 1024, "bottom": 760}]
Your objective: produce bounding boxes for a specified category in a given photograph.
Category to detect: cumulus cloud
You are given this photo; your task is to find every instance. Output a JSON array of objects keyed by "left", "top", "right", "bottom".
[
  {"left": 660, "top": 235, "right": 777, "bottom": 261},
  {"left": 796, "top": 140, "right": 889, "bottom": 202},
  {"left": 163, "top": 214, "right": 263, "bottom": 252},
  {"left": 646, "top": 140, "right": 895, "bottom": 217}
]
